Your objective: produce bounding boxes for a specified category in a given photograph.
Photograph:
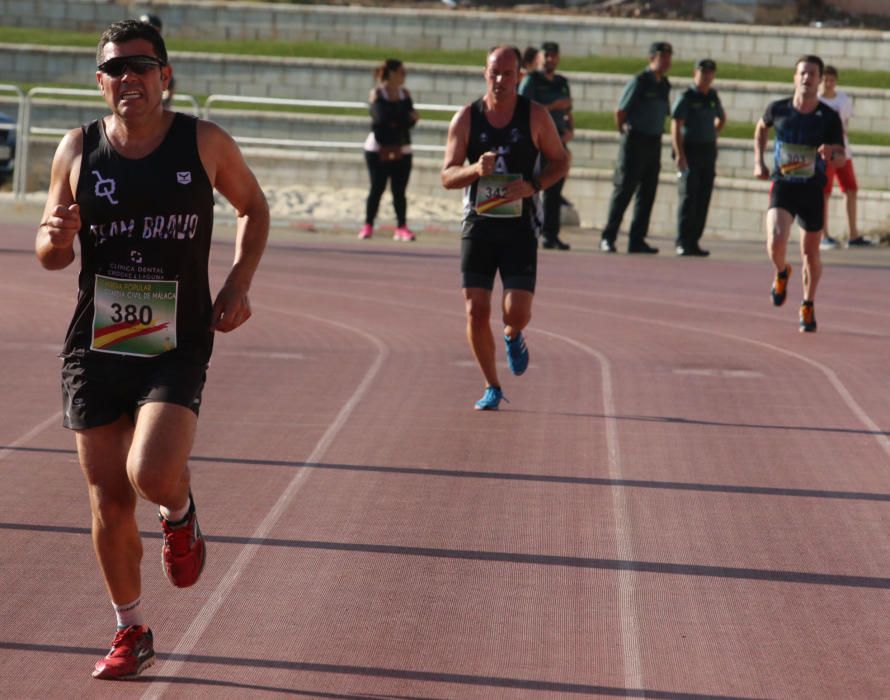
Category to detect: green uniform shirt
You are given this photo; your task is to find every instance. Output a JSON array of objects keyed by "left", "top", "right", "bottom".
[
  {"left": 519, "top": 71, "right": 571, "bottom": 134},
  {"left": 618, "top": 69, "right": 671, "bottom": 136},
  {"left": 672, "top": 86, "right": 725, "bottom": 144}
]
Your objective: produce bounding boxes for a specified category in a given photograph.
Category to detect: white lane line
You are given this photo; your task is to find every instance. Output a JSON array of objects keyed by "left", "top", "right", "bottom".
[
  {"left": 0, "top": 412, "right": 63, "bottom": 462},
  {"left": 557, "top": 301, "right": 890, "bottom": 461},
  {"left": 535, "top": 328, "right": 645, "bottom": 694},
  {"left": 142, "top": 308, "right": 388, "bottom": 699}
]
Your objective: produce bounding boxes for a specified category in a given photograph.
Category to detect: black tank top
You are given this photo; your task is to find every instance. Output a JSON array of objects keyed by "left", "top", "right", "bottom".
[
  {"left": 65, "top": 113, "right": 215, "bottom": 363},
  {"left": 463, "top": 96, "right": 541, "bottom": 232}
]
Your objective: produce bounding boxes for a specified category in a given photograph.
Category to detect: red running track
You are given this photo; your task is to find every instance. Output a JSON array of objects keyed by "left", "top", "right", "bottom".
[{"left": 1, "top": 219, "right": 888, "bottom": 699}]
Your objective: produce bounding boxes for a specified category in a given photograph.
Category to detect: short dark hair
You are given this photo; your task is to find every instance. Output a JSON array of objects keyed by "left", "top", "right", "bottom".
[
  {"left": 522, "top": 46, "right": 539, "bottom": 69},
  {"left": 541, "top": 41, "right": 559, "bottom": 54},
  {"left": 374, "top": 58, "right": 403, "bottom": 82},
  {"left": 824, "top": 64, "right": 838, "bottom": 78},
  {"left": 795, "top": 54, "right": 824, "bottom": 76},
  {"left": 96, "top": 19, "right": 167, "bottom": 66}
]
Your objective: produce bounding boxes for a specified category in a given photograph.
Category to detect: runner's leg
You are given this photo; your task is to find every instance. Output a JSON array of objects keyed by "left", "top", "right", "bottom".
[
  {"left": 800, "top": 229, "right": 822, "bottom": 302},
  {"left": 464, "top": 287, "right": 499, "bottom": 388},
  {"left": 766, "top": 207, "right": 793, "bottom": 273},
  {"left": 503, "top": 289, "right": 533, "bottom": 340},
  {"left": 128, "top": 402, "right": 197, "bottom": 513},
  {"left": 76, "top": 416, "right": 141, "bottom": 606}
]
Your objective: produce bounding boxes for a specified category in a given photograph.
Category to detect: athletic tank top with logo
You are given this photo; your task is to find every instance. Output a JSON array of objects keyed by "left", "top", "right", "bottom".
[
  {"left": 64, "top": 113, "right": 215, "bottom": 363},
  {"left": 463, "top": 96, "right": 541, "bottom": 234}
]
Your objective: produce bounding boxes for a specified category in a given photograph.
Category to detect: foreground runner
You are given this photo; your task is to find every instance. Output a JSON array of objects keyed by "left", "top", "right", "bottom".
[
  {"left": 754, "top": 54, "right": 844, "bottom": 332},
  {"left": 35, "top": 20, "right": 269, "bottom": 678},
  {"left": 441, "top": 45, "right": 568, "bottom": 410}
]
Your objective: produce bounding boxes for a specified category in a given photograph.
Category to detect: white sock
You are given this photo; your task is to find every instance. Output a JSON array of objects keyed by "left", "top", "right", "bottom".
[
  {"left": 113, "top": 597, "right": 145, "bottom": 629},
  {"left": 160, "top": 495, "right": 191, "bottom": 524}
]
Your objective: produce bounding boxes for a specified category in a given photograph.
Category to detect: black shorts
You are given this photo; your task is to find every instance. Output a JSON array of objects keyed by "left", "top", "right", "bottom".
[
  {"left": 769, "top": 180, "right": 825, "bottom": 233},
  {"left": 460, "top": 223, "right": 537, "bottom": 292},
  {"left": 61, "top": 352, "right": 207, "bottom": 430}
]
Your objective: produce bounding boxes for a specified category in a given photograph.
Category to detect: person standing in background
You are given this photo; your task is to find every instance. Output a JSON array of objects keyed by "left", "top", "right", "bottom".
[
  {"left": 818, "top": 65, "right": 874, "bottom": 249},
  {"left": 599, "top": 42, "right": 672, "bottom": 254},
  {"left": 138, "top": 13, "right": 175, "bottom": 109},
  {"left": 359, "top": 59, "right": 419, "bottom": 241},
  {"left": 670, "top": 58, "right": 725, "bottom": 257},
  {"left": 519, "top": 40, "right": 573, "bottom": 251}
]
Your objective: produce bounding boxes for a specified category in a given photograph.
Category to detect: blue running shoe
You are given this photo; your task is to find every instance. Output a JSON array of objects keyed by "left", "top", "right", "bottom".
[
  {"left": 504, "top": 332, "right": 529, "bottom": 376},
  {"left": 474, "top": 386, "right": 507, "bottom": 411}
]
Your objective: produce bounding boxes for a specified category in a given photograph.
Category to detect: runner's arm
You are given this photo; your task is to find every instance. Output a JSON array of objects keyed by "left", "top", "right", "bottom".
[
  {"left": 818, "top": 143, "right": 846, "bottom": 169},
  {"left": 753, "top": 118, "right": 770, "bottom": 179},
  {"left": 441, "top": 107, "right": 492, "bottom": 189},
  {"left": 531, "top": 101, "right": 568, "bottom": 190},
  {"left": 198, "top": 121, "right": 269, "bottom": 332},
  {"left": 36, "top": 128, "right": 82, "bottom": 270}
]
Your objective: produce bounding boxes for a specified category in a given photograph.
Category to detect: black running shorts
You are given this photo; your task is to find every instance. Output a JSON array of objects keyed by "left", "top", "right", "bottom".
[
  {"left": 460, "top": 223, "right": 537, "bottom": 292},
  {"left": 769, "top": 180, "right": 825, "bottom": 233},
  {"left": 61, "top": 352, "right": 207, "bottom": 430}
]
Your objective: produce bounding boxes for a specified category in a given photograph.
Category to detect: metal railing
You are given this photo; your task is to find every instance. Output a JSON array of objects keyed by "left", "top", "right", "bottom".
[
  {"left": 11, "top": 91, "right": 452, "bottom": 198},
  {"left": 15, "top": 88, "right": 199, "bottom": 199},
  {"left": 203, "top": 95, "right": 455, "bottom": 154}
]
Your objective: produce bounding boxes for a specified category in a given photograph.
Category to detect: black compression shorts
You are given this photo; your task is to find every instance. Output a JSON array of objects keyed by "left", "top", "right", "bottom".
[
  {"left": 61, "top": 352, "right": 207, "bottom": 430},
  {"left": 769, "top": 180, "right": 825, "bottom": 233},
  {"left": 460, "top": 224, "right": 537, "bottom": 292}
]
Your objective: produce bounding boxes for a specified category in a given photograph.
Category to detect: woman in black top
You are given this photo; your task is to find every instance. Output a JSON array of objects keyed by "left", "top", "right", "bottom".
[{"left": 359, "top": 59, "right": 419, "bottom": 241}]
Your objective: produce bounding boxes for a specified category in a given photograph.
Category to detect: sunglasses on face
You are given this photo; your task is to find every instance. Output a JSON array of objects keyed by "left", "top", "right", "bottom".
[{"left": 97, "top": 55, "right": 165, "bottom": 77}]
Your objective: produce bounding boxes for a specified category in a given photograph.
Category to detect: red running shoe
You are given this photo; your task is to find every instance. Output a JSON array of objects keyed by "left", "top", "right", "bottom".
[
  {"left": 159, "top": 494, "right": 206, "bottom": 588},
  {"left": 92, "top": 625, "right": 155, "bottom": 679}
]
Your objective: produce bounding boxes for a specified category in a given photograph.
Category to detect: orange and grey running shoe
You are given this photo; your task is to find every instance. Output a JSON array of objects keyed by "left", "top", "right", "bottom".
[
  {"left": 771, "top": 264, "right": 791, "bottom": 306},
  {"left": 92, "top": 625, "right": 155, "bottom": 679},
  {"left": 799, "top": 301, "right": 817, "bottom": 333}
]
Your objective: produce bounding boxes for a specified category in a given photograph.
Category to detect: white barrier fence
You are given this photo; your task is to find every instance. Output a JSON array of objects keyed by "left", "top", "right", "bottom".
[{"left": 12, "top": 90, "right": 453, "bottom": 199}]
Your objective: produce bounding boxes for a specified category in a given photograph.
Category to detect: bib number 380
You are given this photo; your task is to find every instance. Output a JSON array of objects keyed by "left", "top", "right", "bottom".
[{"left": 91, "top": 275, "right": 178, "bottom": 357}]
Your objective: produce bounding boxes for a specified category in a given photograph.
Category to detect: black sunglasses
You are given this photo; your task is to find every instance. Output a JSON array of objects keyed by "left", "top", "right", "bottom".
[{"left": 97, "top": 55, "right": 166, "bottom": 77}]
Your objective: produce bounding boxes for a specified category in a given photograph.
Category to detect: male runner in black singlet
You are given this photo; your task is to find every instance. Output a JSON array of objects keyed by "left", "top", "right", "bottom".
[
  {"left": 442, "top": 46, "right": 568, "bottom": 410},
  {"left": 754, "top": 55, "right": 844, "bottom": 332},
  {"left": 35, "top": 20, "right": 269, "bottom": 679}
]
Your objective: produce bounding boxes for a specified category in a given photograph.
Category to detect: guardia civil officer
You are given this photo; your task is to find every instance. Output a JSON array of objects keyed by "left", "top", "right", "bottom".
[
  {"left": 600, "top": 41, "right": 672, "bottom": 254},
  {"left": 671, "top": 58, "right": 726, "bottom": 257}
]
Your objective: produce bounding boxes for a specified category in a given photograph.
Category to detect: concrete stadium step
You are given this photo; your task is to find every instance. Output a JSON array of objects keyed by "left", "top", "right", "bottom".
[
  {"left": 6, "top": 45, "right": 890, "bottom": 137},
  {"left": 6, "top": 0, "right": 890, "bottom": 73}
]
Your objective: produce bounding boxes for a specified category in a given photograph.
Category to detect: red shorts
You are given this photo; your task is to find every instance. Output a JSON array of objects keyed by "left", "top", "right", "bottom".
[{"left": 823, "top": 159, "right": 857, "bottom": 194}]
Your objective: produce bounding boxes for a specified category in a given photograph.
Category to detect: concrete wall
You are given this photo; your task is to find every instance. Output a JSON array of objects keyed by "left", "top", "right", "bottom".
[
  {"left": 8, "top": 46, "right": 890, "bottom": 136},
  {"left": 22, "top": 135, "right": 890, "bottom": 241},
  {"left": 3, "top": 0, "right": 890, "bottom": 70}
]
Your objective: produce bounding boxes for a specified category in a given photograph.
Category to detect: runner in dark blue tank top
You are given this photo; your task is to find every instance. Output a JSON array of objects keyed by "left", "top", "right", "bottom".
[
  {"left": 754, "top": 55, "right": 845, "bottom": 333},
  {"left": 442, "top": 45, "right": 568, "bottom": 410},
  {"left": 35, "top": 20, "right": 269, "bottom": 680}
]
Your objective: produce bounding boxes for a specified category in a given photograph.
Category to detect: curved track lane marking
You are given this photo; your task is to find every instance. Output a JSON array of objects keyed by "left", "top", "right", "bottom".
[
  {"left": 554, "top": 301, "right": 890, "bottom": 460},
  {"left": 142, "top": 307, "right": 388, "bottom": 699},
  {"left": 0, "top": 412, "right": 63, "bottom": 462},
  {"left": 533, "top": 327, "right": 645, "bottom": 695},
  {"left": 250, "top": 278, "right": 647, "bottom": 692}
]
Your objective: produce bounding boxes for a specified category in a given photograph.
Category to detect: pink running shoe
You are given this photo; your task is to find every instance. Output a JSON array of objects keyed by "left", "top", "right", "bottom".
[
  {"left": 393, "top": 226, "right": 416, "bottom": 241},
  {"left": 159, "top": 495, "right": 206, "bottom": 588},
  {"left": 92, "top": 625, "right": 155, "bottom": 679},
  {"left": 358, "top": 224, "right": 373, "bottom": 239}
]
